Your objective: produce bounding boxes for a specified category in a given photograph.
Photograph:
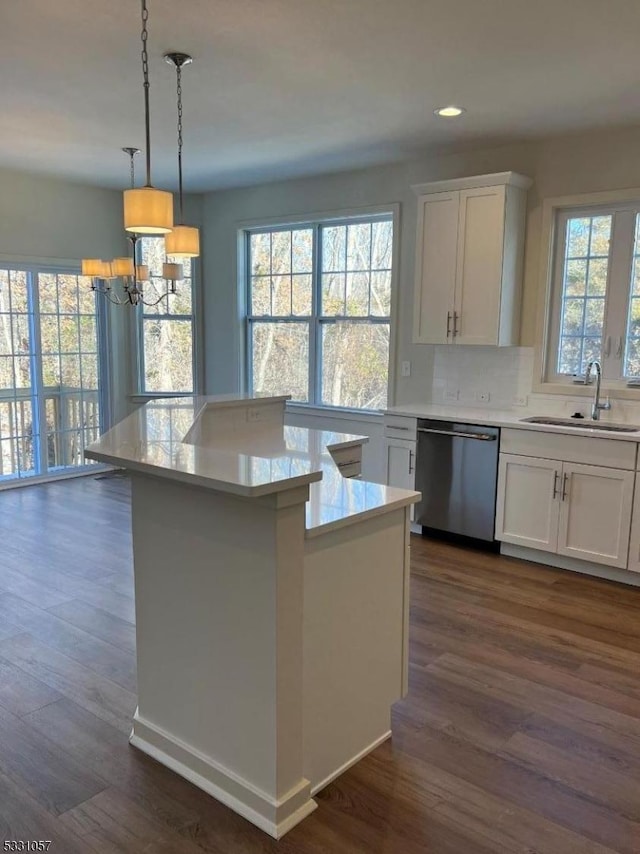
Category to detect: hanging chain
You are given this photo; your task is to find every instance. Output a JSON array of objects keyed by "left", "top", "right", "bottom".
[
  {"left": 140, "top": 0, "right": 152, "bottom": 186},
  {"left": 130, "top": 152, "right": 136, "bottom": 189},
  {"left": 176, "top": 63, "right": 184, "bottom": 221}
]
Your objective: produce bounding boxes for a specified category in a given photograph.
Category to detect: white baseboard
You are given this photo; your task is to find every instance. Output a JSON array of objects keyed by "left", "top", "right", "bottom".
[
  {"left": 310, "top": 729, "right": 392, "bottom": 796},
  {"left": 501, "top": 543, "right": 640, "bottom": 588},
  {"left": 130, "top": 711, "right": 316, "bottom": 838}
]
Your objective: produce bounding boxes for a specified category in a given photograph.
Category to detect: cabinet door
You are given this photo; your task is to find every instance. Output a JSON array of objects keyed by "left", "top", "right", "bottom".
[
  {"left": 413, "top": 192, "right": 458, "bottom": 344},
  {"left": 454, "top": 185, "right": 506, "bottom": 346},
  {"left": 627, "top": 476, "right": 640, "bottom": 573},
  {"left": 385, "top": 438, "right": 416, "bottom": 521},
  {"left": 495, "top": 454, "right": 560, "bottom": 552},
  {"left": 557, "top": 463, "right": 634, "bottom": 568}
]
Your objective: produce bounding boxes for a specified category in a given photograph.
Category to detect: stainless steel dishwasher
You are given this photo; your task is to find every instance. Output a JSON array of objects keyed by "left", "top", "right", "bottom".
[{"left": 415, "top": 419, "right": 500, "bottom": 542}]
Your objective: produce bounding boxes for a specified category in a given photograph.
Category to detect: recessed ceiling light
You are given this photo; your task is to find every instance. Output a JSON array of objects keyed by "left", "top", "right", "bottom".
[{"left": 434, "top": 106, "right": 466, "bottom": 118}]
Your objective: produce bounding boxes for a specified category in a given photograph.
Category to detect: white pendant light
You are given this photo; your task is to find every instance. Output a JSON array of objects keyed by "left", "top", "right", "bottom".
[
  {"left": 163, "top": 53, "right": 200, "bottom": 258},
  {"left": 123, "top": 0, "right": 174, "bottom": 235}
]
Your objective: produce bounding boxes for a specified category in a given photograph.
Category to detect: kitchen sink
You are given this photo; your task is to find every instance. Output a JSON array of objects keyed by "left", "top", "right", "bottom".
[{"left": 521, "top": 416, "right": 640, "bottom": 433}]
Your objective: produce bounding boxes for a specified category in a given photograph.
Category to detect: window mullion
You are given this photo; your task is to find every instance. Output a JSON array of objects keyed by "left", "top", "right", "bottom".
[
  {"left": 311, "top": 223, "right": 322, "bottom": 405},
  {"left": 603, "top": 210, "right": 635, "bottom": 380}
]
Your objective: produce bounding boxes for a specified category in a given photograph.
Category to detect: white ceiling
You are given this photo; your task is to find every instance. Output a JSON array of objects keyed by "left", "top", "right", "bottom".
[{"left": 2, "top": 0, "right": 640, "bottom": 192}]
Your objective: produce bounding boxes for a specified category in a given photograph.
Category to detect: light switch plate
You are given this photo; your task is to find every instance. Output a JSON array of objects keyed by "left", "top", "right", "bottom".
[
  {"left": 401, "top": 361, "right": 411, "bottom": 377},
  {"left": 444, "top": 389, "right": 459, "bottom": 402}
]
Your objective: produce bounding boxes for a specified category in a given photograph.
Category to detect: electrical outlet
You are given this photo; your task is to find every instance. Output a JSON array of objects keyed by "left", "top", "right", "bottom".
[
  {"left": 247, "top": 408, "right": 260, "bottom": 422},
  {"left": 444, "top": 389, "right": 459, "bottom": 402},
  {"left": 513, "top": 395, "right": 528, "bottom": 407},
  {"left": 401, "top": 361, "right": 411, "bottom": 378},
  {"left": 475, "top": 391, "right": 491, "bottom": 403}
]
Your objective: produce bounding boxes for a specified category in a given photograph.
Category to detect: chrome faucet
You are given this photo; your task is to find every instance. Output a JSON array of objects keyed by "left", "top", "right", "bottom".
[{"left": 585, "top": 360, "right": 611, "bottom": 420}]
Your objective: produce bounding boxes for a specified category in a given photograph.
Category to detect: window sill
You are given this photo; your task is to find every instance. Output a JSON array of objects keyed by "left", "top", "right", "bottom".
[
  {"left": 285, "top": 402, "right": 384, "bottom": 421},
  {"left": 129, "top": 392, "right": 195, "bottom": 404},
  {"left": 533, "top": 379, "right": 640, "bottom": 401}
]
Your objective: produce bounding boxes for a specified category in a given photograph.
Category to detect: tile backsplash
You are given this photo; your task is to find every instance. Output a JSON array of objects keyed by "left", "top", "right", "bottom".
[
  {"left": 431, "top": 346, "right": 534, "bottom": 409},
  {"left": 428, "top": 344, "right": 640, "bottom": 423}
]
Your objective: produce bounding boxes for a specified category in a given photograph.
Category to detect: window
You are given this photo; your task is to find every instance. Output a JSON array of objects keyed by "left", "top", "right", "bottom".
[
  {"left": 548, "top": 202, "right": 640, "bottom": 383},
  {"left": 0, "top": 267, "right": 106, "bottom": 482},
  {"left": 137, "top": 237, "right": 196, "bottom": 394},
  {"left": 246, "top": 214, "right": 393, "bottom": 410}
]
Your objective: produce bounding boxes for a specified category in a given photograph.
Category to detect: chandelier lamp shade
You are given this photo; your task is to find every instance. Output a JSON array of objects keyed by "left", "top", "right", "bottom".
[
  {"left": 123, "top": 186, "right": 173, "bottom": 234},
  {"left": 164, "top": 52, "right": 200, "bottom": 259}
]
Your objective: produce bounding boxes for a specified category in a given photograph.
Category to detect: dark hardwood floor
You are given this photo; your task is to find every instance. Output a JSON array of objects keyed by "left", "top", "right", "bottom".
[{"left": 1, "top": 475, "right": 640, "bottom": 852}]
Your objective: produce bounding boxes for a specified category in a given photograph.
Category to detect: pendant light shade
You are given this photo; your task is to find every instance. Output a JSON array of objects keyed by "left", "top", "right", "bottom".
[
  {"left": 164, "top": 225, "right": 200, "bottom": 258},
  {"left": 124, "top": 187, "right": 174, "bottom": 234},
  {"left": 136, "top": 265, "right": 150, "bottom": 281},
  {"left": 163, "top": 262, "right": 184, "bottom": 280},
  {"left": 112, "top": 257, "right": 135, "bottom": 277},
  {"left": 82, "top": 259, "right": 103, "bottom": 277}
]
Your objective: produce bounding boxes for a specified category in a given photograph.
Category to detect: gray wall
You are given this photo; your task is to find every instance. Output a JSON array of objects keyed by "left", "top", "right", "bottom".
[
  {"left": 201, "top": 124, "right": 640, "bottom": 406},
  {"left": 0, "top": 167, "right": 131, "bottom": 424}
]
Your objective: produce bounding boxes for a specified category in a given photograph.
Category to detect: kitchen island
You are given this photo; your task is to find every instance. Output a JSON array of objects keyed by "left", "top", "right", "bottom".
[{"left": 85, "top": 395, "right": 419, "bottom": 838}]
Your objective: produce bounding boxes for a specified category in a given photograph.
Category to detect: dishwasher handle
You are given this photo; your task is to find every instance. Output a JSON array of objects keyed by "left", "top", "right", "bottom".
[{"left": 417, "top": 427, "right": 497, "bottom": 441}]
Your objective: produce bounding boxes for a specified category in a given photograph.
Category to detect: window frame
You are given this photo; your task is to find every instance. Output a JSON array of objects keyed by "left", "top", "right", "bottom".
[
  {"left": 135, "top": 237, "right": 198, "bottom": 396},
  {"left": 538, "top": 189, "right": 640, "bottom": 398},
  {"left": 243, "top": 208, "right": 396, "bottom": 411},
  {"left": 0, "top": 259, "right": 109, "bottom": 484}
]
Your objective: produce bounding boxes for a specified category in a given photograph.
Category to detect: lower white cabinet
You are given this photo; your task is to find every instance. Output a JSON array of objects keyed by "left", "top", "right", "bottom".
[
  {"left": 385, "top": 438, "right": 416, "bottom": 522},
  {"left": 495, "top": 455, "right": 560, "bottom": 553},
  {"left": 496, "top": 454, "right": 635, "bottom": 569}
]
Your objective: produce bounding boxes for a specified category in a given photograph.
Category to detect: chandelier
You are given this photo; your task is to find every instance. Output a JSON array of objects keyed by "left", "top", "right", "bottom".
[{"left": 82, "top": 0, "right": 199, "bottom": 307}]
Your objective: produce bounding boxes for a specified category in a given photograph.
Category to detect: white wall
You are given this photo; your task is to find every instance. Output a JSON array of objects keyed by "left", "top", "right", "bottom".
[
  {"left": 0, "top": 167, "right": 131, "bottom": 424},
  {"left": 201, "top": 124, "right": 640, "bottom": 409}
]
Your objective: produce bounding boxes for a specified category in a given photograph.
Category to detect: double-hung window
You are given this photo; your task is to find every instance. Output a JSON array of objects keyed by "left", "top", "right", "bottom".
[
  {"left": 548, "top": 202, "right": 640, "bottom": 383},
  {"left": 246, "top": 214, "right": 393, "bottom": 410},
  {"left": 137, "top": 237, "right": 196, "bottom": 394}
]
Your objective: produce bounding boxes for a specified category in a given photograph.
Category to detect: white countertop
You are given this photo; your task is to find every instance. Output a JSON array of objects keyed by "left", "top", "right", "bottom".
[
  {"left": 385, "top": 403, "right": 640, "bottom": 442},
  {"left": 85, "top": 396, "right": 419, "bottom": 537}
]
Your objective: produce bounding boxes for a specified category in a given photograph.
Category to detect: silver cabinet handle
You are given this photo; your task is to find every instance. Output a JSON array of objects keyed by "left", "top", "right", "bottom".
[
  {"left": 409, "top": 450, "right": 415, "bottom": 474},
  {"left": 389, "top": 425, "right": 410, "bottom": 431},
  {"left": 616, "top": 336, "right": 624, "bottom": 358},
  {"left": 604, "top": 336, "right": 611, "bottom": 358},
  {"left": 417, "top": 427, "right": 496, "bottom": 440},
  {"left": 562, "top": 472, "right": 570, "bottom": 501},
  {"left": 446, "top": 311, "right": 452, "bottom": 338},
  {"left": 552, "top": 470, "right": 560, "bottom": 499},
  {"left": 453, "top": 311, "right": 459, "bottom": 337}
]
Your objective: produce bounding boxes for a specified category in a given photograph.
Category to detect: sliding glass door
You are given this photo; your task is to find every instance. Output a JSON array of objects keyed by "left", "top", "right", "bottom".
[{"left": 0, "top": 266, "right": 107, "bottom": 484}]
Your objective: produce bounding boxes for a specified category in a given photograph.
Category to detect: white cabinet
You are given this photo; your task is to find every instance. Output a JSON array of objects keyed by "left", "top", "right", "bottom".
[
  {"left": 412, "top": 172, "right": 531, "bottom": 347},
  {"left": 383, "top": 416, "right": 417, "bottom": 522},
  {"left": 627, "top": 478, "right": 640, "bottom": 573},
  {"left": 386, "top": 439, "right": 416, "bottom": 493},
  {"left": 496, "top": 453, "right": 635, "bottom": 570},
  {"left": 559, "top": 463, "right": 634, "bottom": 569},
  {"left": 495, "top": 454, "right": 560, "bottom": 553}
]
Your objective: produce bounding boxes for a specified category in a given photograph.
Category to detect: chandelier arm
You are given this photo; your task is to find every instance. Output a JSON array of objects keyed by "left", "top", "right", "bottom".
[
  {"left": 140, "top": 290, "right": 172, "bottom": 307},
  {"left": 101, "top": 289, "right": 127, "bottom": 306}
]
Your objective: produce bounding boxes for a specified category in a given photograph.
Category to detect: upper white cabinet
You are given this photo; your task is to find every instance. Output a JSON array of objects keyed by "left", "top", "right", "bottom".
[{"left": 412, "top": 172, "right": 532, "bottom": 346}]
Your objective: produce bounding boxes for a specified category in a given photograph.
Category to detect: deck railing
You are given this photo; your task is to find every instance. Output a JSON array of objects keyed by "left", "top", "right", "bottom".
[{"left": 0, "top": 387, "right": 100, "bottom": 478}]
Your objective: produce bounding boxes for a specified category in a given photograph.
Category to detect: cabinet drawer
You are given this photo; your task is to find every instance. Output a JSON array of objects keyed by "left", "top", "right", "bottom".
[
  {"left": 384, "top": 416, "right": 417, "bottom": 441},
  {"left": 501, "top": 428, "right": 637, "bottom": 470}
]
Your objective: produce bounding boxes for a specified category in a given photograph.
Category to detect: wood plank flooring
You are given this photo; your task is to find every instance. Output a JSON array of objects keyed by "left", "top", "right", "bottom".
[{"left": 1, "top": 475, "right": 640, "bottom": 852}]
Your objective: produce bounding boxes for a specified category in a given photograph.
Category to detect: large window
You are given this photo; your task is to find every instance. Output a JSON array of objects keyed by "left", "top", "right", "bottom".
[
  {"left": 137, "top": 238, "right": 196, "bottom": 394},
  {"left": 549, "top": 202, "right": 640, "bottom": 383},
  {"left": 0, "top": 267, "right": 105, "bottom": 482},
  {"left": 246, "top": 214, "right": 393, "bottom": 409}
]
